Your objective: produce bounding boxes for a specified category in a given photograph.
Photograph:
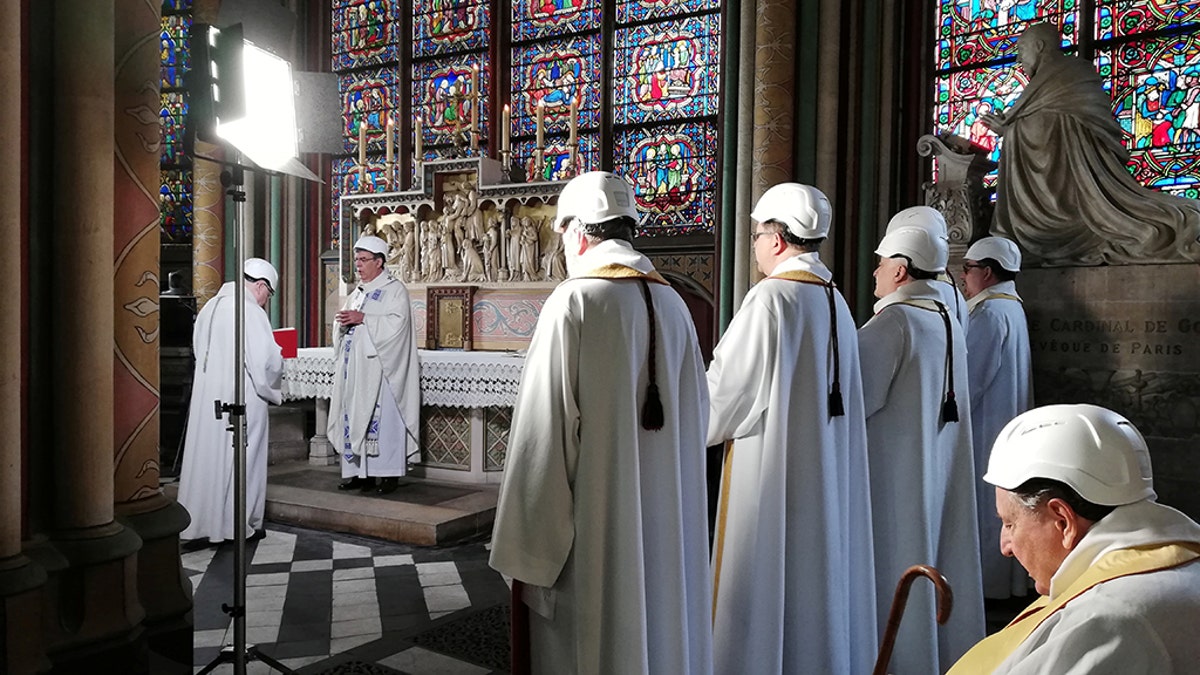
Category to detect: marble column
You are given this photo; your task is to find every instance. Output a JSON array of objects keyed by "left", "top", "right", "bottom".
[
  {"left": 47, "top": 1, "right": 146, "bottom": 669},
  {"left": 112, "top": 1, "right": 193, "bottom": 671},
  {"left": 0, "top": 3, "right": 52, "bottom": 673}
]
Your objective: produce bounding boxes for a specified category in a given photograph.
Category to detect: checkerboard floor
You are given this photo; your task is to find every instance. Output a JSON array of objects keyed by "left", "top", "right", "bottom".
[{"left": 185, "top": 522, "right": 510, "bottom": 674}]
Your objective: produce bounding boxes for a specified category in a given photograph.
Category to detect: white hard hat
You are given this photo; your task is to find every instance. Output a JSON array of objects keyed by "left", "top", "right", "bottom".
[
  {"left": 751, "top": 183, "right": 832, "bottom": 239},
  {"left": 553, "top": 171, "right": 639, "bottom": 232},
  {"left": 354, "top": 235, "right": 389, "bottom": 257},
  {"left": 985, "top": 404, "right": 1156, "bottom": 506},
  {"left": 966, "top": 236, "right": 1022, "bottom": 272},
  {"left": 244, "top": 258, "right": 278, "bottom": 293},
  {"left": 875, "top": 225, "right": 949, "bottom": 272},
  {"left": 885, "top": 206, "right": 948, "bottom": 238}
]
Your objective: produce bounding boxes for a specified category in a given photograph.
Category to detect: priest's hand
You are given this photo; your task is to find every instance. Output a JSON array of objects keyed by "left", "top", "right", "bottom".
[{"left": 335, "top": 309, "right": 365, "bottom": 327}]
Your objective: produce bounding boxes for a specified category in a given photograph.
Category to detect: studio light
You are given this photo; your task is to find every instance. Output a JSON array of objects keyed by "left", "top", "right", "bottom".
[{"left": 217, "top": 42, "right": 298, "bottom": 171}]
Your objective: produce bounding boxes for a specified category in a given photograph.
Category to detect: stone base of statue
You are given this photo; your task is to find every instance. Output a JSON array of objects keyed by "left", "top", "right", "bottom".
[{"left": 1020, "top": 264, "right": 1200, "bottom": 519}]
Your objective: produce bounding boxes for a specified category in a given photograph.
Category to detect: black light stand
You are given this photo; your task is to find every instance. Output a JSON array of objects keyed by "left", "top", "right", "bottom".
[{"left": 195, "top": 158, "right": 293, "bottom": 675}]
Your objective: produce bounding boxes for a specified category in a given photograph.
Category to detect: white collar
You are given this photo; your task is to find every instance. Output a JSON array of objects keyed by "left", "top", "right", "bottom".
[
  {"left": 966, "top": 280, "right": 1021, "bottom": 313},
  {"left": 1049, "top": 500, "right": 1200, "bottom": 599},
  {"left": 768, "top": 251, "right": 832, "bottom": 282},
  {"left": 572, "top": 239, "right": 655, "bottom": 277},
  {"left": 872, "top": 279, "right": 943, "bottom": 315}
]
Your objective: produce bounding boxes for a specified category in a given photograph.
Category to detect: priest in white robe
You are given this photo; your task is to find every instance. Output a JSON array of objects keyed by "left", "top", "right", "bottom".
[
  {"left": 886, "top": 206, "right": 971, "bottom": 334},
  {"left": 490, "top": 172, "right": 712, "bottom": 675},
  {"left": 962, "top": 236, "right": 1034, "bottom": 599},
  {"left": 859, "top": 222, "right": 986, "bottom": 674},
  {"left": 329, "top": 235, "right": 420, "bottom": 495},
  {"left": 179, "top": 258, "right": 283, "bottom": 545},
  {"left": 706, "top": 183, "right": 877, "bottom": 674}
]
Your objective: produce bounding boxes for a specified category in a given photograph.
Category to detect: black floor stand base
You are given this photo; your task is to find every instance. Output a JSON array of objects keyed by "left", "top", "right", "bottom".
[{"left": 195, "top": 643, "right": 295, "bottom": 674}]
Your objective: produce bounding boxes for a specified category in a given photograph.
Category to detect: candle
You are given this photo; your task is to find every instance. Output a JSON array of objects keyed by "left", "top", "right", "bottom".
[
  {"left": 569, "top": 98, "right": 578, "bottom": 144},
  {"left": 358, "top": 118, "right": 367, "bottom": 167},
  {"left": 415, "top": 115, "right": 423, "bottom": 161},
  {"left": 501, "top": 104, "right": 510, "bottom": 158},
  {"left": 470, "top": 66, "right": 480, "bottom": 150},
  {"left": 535, "top": 99, "right": 544, "bottom": 149},
  {"left": 385, "top": 116, "right": 394, "bottom": 165}
]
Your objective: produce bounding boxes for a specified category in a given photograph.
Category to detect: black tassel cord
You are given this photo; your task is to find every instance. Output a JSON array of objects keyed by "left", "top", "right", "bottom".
[
  {"left": 638, "top": 279, "right": 664, "bottom": 431},
  {"left": 825, "top": 282, "right": 845, "bottom": 417},
  {"left": 936, "top": 303, "right": 959, "bottom": 424}
]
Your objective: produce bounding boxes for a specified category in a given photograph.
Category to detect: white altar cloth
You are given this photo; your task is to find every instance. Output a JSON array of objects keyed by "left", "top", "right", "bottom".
[{"left": 282, "top": 347, "right": 525, "bottom": 408}]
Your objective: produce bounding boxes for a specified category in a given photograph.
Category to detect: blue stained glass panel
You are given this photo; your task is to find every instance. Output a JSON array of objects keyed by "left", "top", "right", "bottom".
[
  {"left": 413, "top": 0, "right": 489, "bottom": 58},
  {"left": 1097, "top": 1, "right": 1200, "bottom": 41},
  {"left": 613, "top": 14, "right": 721, "bottom": 125},
  {"left": 615, "top": 0, "right": 721, "bottom": 24},
  {"left": 513, "top": 133, "right": 600, "bottom": 182},
  {"left": 513, "top": 0, "right": 600, "bottom": 41},
  {"left": 160, "top": 15, "right": 191, "bottom": 89},
  {"left": 613, "top": 122, "right": 718, "bottom": 235},
  {"left": 512, "top": 36, "right": 602, "bottom": 137},
  {"left": 332, "top": 0, "right": 399, "bottom": 71},
  {"left": 413, "top": 56, "right": 490, "bottom": 148},
  {"left": 162, "top": 0, "right": 192, "bottom": 13},
  {"left": 935, "top": 6, "right": 1077, "bottom": 70},
  {"left": 160, "top": 91, "right": 190, "bottom": 167},
  {"left": 160, "top": 169, "right": 193, "bottom": 240},
  {"left": 339, "top": 67, "right": 399, "bottom": 154}
]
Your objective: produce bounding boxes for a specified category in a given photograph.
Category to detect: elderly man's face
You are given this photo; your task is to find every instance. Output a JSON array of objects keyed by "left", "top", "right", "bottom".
[
  {"left": 872, "top": 256, "right": 906, "bottom": 299},
  {"left": 355, "top": 250, "right": 384, "bottom": 283},
  {"left": 960, "top": 259, "right": 994, "bottom": 299},
  {"left": 996, "top": 487, "right": 1072, "bottom": 595}
]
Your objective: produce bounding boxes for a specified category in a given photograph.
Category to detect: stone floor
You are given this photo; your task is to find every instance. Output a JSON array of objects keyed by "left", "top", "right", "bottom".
[{"left": 187, "top": 522, "right": 510, "bottom": 674}]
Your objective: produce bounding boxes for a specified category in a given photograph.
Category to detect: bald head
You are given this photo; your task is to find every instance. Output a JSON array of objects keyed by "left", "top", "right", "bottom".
[{"left": 1016, "top": 23, "right": 1061, "bottom": 77}]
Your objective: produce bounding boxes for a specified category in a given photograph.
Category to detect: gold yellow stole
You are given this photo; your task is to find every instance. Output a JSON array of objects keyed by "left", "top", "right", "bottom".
[
  {"left": 948, "top": 542, "right": 1200, "bottom": 674},
  {"left": 980, "top": 292, "right": 1023, "bottom": 304},
  {"left": 576, "top": 263, "right": 669, "bottom": 285},
  {"left": 768, "top": 269, "right": 831, "bottom": 286}
]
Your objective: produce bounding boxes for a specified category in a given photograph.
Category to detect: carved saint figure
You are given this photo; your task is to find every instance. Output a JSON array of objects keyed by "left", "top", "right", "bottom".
[
  {"left": 520, "top": 218, "right": 541, "bottom": 281},
  {"left": 981, "top": 23, "right": 1200, "bottom": 265}
]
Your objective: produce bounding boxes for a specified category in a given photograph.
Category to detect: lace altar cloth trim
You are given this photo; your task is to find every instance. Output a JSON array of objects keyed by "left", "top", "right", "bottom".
[{"left": 282, "top": 347, "right": 525, "bottom": 408}]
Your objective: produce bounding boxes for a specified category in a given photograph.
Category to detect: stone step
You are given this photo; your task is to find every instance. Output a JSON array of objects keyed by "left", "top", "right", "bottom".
[{"left": 265, "top": 462, "right": 497, "bottom": 546}]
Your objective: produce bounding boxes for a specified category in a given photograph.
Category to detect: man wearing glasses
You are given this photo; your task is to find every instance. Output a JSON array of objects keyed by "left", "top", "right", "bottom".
[
  {"left": 329, "top": 235, "right": 420, "bottom": 495},
  {"left": 706, "top": 183, "right": 878, "bottom": 674},
  {"left": 179, "top": 258, "right": 284, "bottom": 549},
  {"left": 962, "top": 236, "right": 1034, "bottom": 600}
]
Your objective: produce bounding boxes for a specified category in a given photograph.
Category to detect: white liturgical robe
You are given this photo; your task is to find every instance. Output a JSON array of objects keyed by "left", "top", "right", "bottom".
[
  {"left": 966, "top": 280, "right": 1034, "bottom": 599},
  {"left": 859, "top": 279, "right": 985, "bottom": 674},
  {"left": 179, "top": 281, "right": 283, "bottom": 542},
  {"left": 328, "top": 273, "right": 420, "bottom": 478},
  {"left": 951, "top": 501, "right": 1200, "bottom": 674},
  {"left": 936, "top": 272, "right": 971, "bottom": 335},
  {"left": 490, "top": 239, "right": 713, "bottom": 675},
  {"left": 707, "top": 252, "right": 877, "bottom": 675}
]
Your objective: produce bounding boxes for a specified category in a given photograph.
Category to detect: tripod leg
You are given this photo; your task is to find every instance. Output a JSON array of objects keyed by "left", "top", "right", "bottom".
[
  {"left": 248, "top": 645, "right": 297, "bottom": 674},
  {"left": 195, "top": 645, "right": 235, "bottom": 674}
]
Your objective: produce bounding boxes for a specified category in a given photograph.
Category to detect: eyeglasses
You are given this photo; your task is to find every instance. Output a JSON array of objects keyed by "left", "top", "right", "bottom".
[
  {"left": 354, "top": 255, "right": 377, "bottom": 264},
  {"left": 962, "top": 263, "right": 985, "bottom": 273},
  {"left": 751, "top": 230, "right": 776, "bottom": 244}
]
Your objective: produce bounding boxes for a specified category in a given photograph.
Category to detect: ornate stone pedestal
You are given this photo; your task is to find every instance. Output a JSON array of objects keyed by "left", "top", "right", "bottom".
[{"left": 1020, "top": 264, "right": 1200, "bottom": 518}]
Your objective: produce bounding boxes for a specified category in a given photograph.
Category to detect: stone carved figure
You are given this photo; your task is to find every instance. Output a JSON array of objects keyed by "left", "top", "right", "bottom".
[
  {"left": 981, "top": 23, "right": 1200, "bottom": 265},
  {"left": 508, "top": 217, "right": 525, "bottom": 281},
  {"left": 520, "top": 218, "right": 541, "bottom": 281},
  {"left": 541, "top": 227, "right": 567, "bottom": 281},
  {"left": 483, "top": 211, "right": 502, "bottom": 282}
]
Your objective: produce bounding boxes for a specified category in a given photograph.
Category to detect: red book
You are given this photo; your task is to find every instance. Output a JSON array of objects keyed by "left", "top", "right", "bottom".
[{"left": 273, "top": 327, "right": 298, "bottom": 359}]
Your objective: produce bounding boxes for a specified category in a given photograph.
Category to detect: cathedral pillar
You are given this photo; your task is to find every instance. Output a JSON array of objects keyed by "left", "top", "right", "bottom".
[
  {"left": 193, "top": 0, "right": 225, "bottom": 306},
  {"left": 46, "top": 1, "right": 147, "bottom": 670},
  {"left": 0, "top": 3, "right": 52, "bottom": 673},
  {"left": 111, "top": 0, "right": 193, "bottom": 671},
  {"left": 751, "top": 0, "right": 797, "bottom": 201}
]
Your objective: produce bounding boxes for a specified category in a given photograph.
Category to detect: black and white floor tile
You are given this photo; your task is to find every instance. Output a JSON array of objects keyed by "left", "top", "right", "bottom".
[{"left": 185, "top": 523, "right": 510, "bottom": 674}]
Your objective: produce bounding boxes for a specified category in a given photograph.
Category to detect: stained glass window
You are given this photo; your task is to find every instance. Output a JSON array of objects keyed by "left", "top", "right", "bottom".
[
  {"left": 613, "top": 121, "right": 719, "bottom": 235},
  {"left": 933, "top": 0, "right": 1200, "bottom": 197},
  {"left": 160, "top": 0, "right": 192, "bottom": 243},
  {"left": 333, "top": 0, "right": 723, "bottom": 239},
  {"left": 332, "top": 0, "right": 400, "bottom": 70}
]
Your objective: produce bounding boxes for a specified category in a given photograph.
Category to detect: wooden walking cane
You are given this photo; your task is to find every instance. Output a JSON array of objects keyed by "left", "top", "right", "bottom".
[
  {"left": 872, "top": 564, "right": 954, "bottom": 675},
  {"left": 510, "top": 580, "right": 531, "bottom": 675}
]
